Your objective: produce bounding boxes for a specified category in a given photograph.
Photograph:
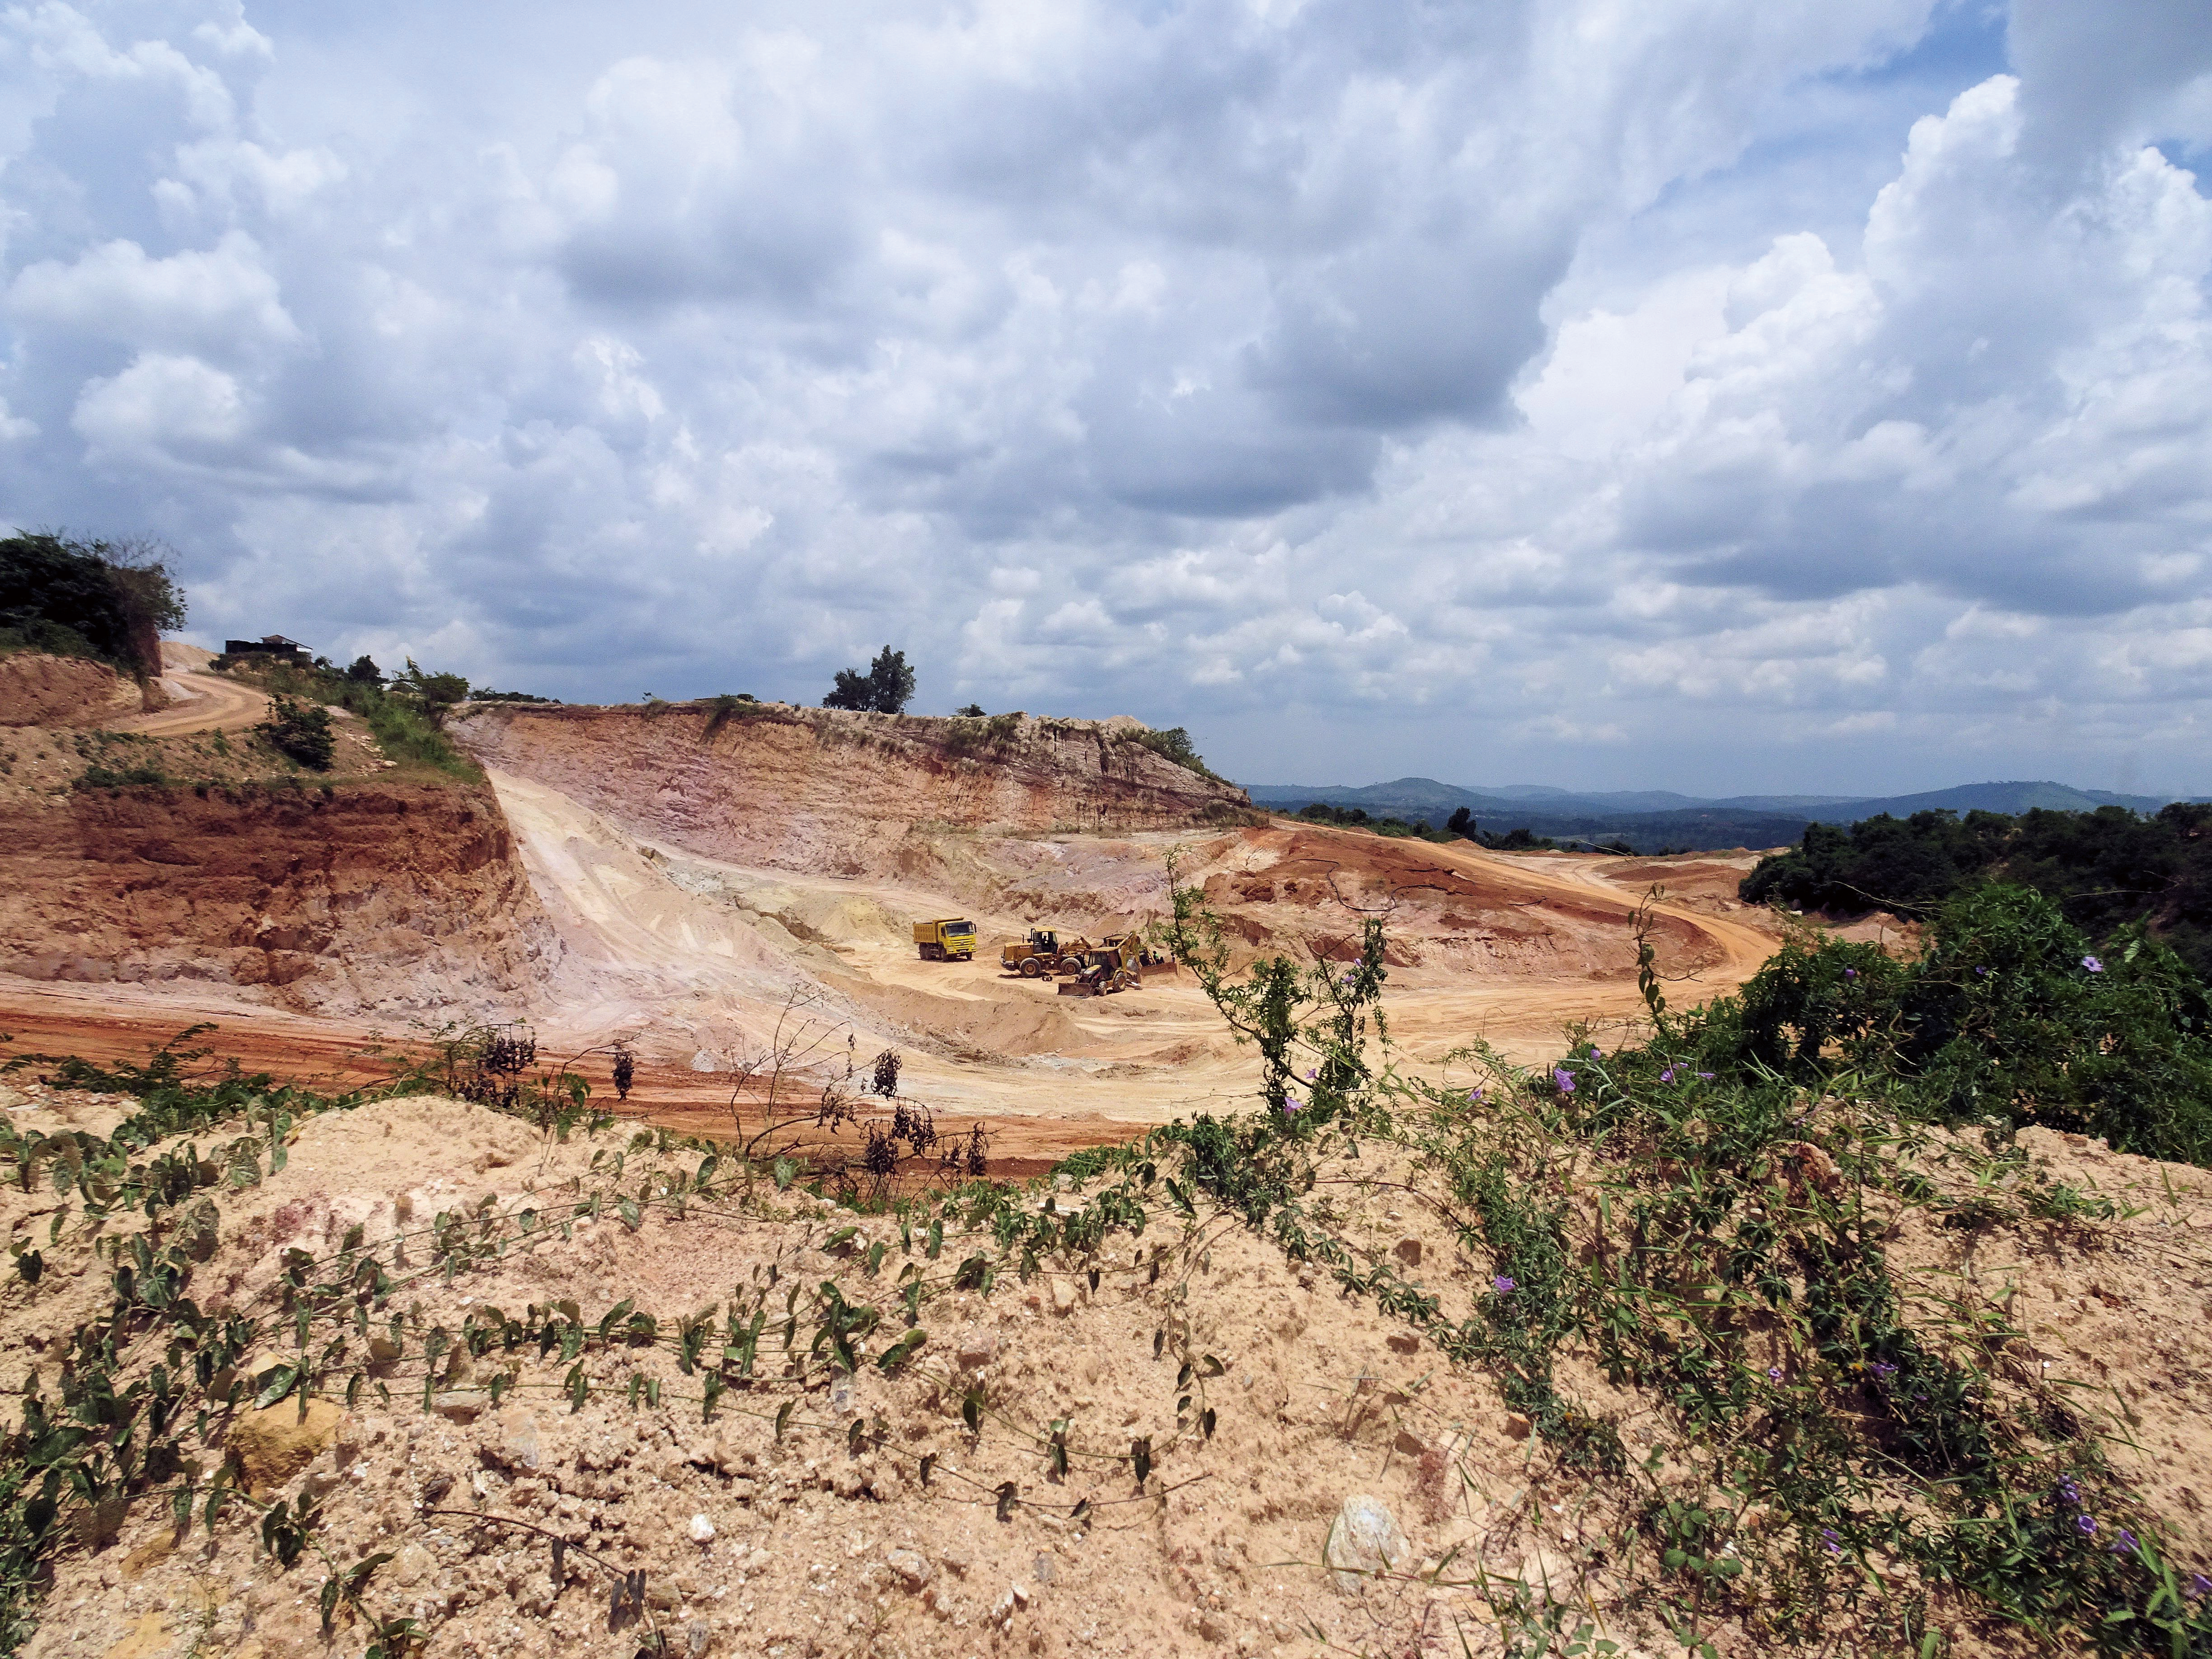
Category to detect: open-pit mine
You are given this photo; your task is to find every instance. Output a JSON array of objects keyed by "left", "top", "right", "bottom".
[{"left": 0, "top": 657, "right": 1786, "bottom": 1171}]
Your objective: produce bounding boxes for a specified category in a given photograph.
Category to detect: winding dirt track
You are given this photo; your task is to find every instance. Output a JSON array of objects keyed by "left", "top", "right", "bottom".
[{"left": 116, "top": 643, "right": 270, "bottom": 736}]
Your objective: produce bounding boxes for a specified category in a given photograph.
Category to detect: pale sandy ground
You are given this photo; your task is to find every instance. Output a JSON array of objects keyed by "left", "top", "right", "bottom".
[{"left": 484, "top": 766, "right": 1791, "bottom": 1150}]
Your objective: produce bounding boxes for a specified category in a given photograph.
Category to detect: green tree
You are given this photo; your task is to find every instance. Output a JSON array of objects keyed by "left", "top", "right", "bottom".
[
  {"left": 392, "top": 657, "right": 470, "bottom": 724},
  {"left": 822, "top": 645, "right": 915, "bottom": 714},
  {"left": 0, "top": 531, "right": 183, "bottom": 677},
  {"left": 344, "top": 654, "right": 383, "bottom": 685}
]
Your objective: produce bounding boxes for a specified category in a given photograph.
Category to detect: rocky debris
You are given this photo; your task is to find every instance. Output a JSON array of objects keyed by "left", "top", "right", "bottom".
[
  {"left": 688, "top": 1513, "right": 716, "bottom": 1544},
  {"left": 225, "top": 1398, "right": 345, "bottom": 1496},
  {"left": 1325, "top": 1494, "right": 1410, "bottom": 1593},
  {"left": 885, "top": 1547, "right": 932, "bottom": 1591}
]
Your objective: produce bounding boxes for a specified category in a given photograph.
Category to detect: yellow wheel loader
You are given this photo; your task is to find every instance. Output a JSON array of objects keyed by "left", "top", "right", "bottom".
[
  {"left": 912, "top": 918, "right": 978, "bottom": 961},
  {"left": 998, "top": 928, "right": 1093, "bottom": 977}
]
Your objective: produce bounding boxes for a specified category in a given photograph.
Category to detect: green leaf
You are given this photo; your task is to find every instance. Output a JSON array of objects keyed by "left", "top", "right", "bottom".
[{"left": 876, "top": 1329, "right": 927, "bottom": 1373}]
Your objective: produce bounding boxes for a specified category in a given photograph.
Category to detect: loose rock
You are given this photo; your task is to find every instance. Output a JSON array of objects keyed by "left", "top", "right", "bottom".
[{"left": 1325, "top": 1494, "right": 1409, "bottom": 1593}]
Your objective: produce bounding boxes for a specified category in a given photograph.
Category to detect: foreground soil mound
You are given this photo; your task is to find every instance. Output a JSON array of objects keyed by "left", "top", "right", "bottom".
[
  {"left": 0, "top": 781, "right": 558, "bottom": 1017},
  {"left": 449, "top": 703, "right": 1252, "bottom": 877},
  {"left": 5, "top": 1053, "right": 2206, "bottom": 1659}
]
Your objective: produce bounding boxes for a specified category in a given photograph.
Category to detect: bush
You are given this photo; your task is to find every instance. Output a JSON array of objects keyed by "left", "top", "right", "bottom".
[
  {"left": 260, "top": 695, "right": 336, "bottom": 770},
  {"left": 823, "top": 646, "right": 915, "bottom": 714},
  {"left": 0, "top": 532, "right": 183, "bottom": 678},
  {"left": 1661, "top": 886, "right": 2212, "bottom": 1165},
  {"left": 1126, "top": 726, "right": 1220, "bottom": 779},
  {"left": 73, "top": 762, "right": 167, "bottom": 789}
]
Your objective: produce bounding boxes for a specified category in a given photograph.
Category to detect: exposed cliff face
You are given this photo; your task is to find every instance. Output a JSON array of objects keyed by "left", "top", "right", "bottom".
[
  {"left": 448, "top": 703, "right": 1252, "bottom": 876},
  {"left": 0, "top": 651, "right": 148, "bottom": 726},
  {"left": 0, "top": 782, "right": 558, "bottom": 1017}
]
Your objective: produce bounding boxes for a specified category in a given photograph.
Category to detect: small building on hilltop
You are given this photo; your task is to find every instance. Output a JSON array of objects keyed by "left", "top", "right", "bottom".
[{"left": 223, "top": 634, "right": 306, "bottom": 659}]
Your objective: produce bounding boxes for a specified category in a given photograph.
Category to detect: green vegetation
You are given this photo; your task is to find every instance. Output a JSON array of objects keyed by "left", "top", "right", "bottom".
[
  {"left": 822, "top": 645, "right": 915, "bottom": 714},
  {"left": 223, "top": 656, "right": 478, "bottom": 779},
  {"left": 1743, "top": 803, "right": 2212, "bottom": 979},
  {"left": 1290, "top": 798, "right": 1551, "bottom": 845},
  {"left": 1121, "top": 724, "right": 1224, "bottom": 781},
  {"left": 259, "top": 695, "right": 336, "bottom": 770},
  {"left": 0, "top": 532, "right": 184, "bottom": 677},
  {"left": 1654, "top": 886, "right": 2212, "bottom": 1166}
]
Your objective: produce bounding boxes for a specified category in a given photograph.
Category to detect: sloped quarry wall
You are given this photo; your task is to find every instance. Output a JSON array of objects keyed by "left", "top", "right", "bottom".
[
  {"left": 0, "top": 782, "right": 558, "bottom": 1017},
  {"left": 449, "top": 703, "right": 1252, "bottom": 874}
]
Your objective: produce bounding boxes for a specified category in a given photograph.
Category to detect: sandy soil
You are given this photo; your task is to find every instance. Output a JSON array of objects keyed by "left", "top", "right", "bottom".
[{"left": 4, "top": 1083, "right": 2204, "bottom": 1659}]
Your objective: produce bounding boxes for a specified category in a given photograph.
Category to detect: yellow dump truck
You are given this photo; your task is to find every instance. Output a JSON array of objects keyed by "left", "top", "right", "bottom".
[{"left": 912, "top": 918, "right": 978, "bottom": 961}]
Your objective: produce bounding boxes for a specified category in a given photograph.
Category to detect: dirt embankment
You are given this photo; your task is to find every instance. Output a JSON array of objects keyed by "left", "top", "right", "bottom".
[
  {"left": 0, "top": 651, "right": 155, "bottom": 726},
  {"left": 0, "top": 781, "right": 559, "bottom": 1019},
  {"left": 449, "top": 703, "right": 1251, "bottom": 877}
]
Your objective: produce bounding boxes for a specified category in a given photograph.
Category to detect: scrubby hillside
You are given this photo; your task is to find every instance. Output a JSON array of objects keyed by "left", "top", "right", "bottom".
[{"left": 448, "top": 703, "right": 1253, "bottom": 877}]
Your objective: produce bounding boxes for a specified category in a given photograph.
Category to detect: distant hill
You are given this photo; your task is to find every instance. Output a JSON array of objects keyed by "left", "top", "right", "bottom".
[{"left": 1239, "top": 776, "right": 2206, "bottom": 854}]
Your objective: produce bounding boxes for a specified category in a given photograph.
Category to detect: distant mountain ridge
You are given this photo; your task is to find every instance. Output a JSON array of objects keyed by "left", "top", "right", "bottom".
[{"left": 1237, "top": 777, "right": 2207, "bottom": 854}]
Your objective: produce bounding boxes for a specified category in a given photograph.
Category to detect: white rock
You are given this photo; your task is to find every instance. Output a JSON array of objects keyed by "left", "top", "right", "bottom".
[
  {"left": 689, "top": 1514, "right": 716, "bottom": 1544},
  {"left": 689, "top": 1051, "right": 720, "bottom": 1073},
  {"left": 1324, "top": 1494, "right": 1409, "bottom": 1594},
  {"left": 884, "top": 1547, "right": 931, "bottom": 1591}
]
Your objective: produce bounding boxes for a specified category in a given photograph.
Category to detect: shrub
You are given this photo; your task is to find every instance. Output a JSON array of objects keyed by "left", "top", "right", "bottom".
[
  {"left": 1662, "top": 886, "right": 2212, "bottom": 1165},
  {"left": 259, "top": 695, "right": 336, "bottom": 770},
  {"left": 1125, "top": 726, "right": 1220, "bottom": 780}
]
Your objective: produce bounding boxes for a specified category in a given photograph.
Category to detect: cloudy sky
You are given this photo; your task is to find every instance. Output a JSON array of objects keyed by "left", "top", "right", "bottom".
[{"left": 4, "top": 1, "right": 2211, "bottom": 795}]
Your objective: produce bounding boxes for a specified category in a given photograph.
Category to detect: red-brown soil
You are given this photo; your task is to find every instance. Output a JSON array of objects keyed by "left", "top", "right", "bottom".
[
  {"left": 0, "top": 651, "right": 151, "bottom": 726},
  {"left": 0, "top": 781, "right": 557, "bottom": 1019}
]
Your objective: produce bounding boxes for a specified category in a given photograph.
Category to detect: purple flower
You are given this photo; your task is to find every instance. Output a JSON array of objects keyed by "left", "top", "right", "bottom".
[
  {"left": 2083, "top": 955, "right": 2104, "bottom": 974},
  {"left": 1493, "top": 1275, "right": 1516, "bottom": 1294},
  {"left": 1282, "top": 1096, "right": 1301, "bottom": 1115},
  {"left": 1589, "top": 1045, "right": 1602, "bottom": 1058},
  {"left": 1843, "top": 967, "right": 1858, "bottom": 979},
  {"left": 1871, "top": 1361, "right": 1898, "bottom": 1379},
  {"left": 1660, "top": 1066, "right": 1677, "bottom": 1083},
  {"left": 1696, "top": 1072, "right": 1714, "bottom": 1082},
  {"left": 1467, "top": 1087, "right": 1485, "bottom": 1104},
  {"left": 1552, "top": 1068, "right": 1577, "bottom": 1095},
  {"left": 1305, "top": 1069, "right": 1317, "bottom": 1081},
  {"left": 2112, "top": 1529, "right": 2138, "bottom": 1557},
  {"left": 1767, "top": 1366, "right": 1783, "bottom": 1382},
  {"left": 2075, "top": 1514, "right": 2097, "bottom": 1537},
  {"left": 2192, "top": 1573, "right": 2212, "bottom": 1598},
  {"left": 1976, "top": 966, "right": 1988, "bottom": 977},
  {"left": 1820, "top": 1527, "right": 1842, "bottom": 1557},
  {"left": 2057, "top": 1476, "right": 2081, "bottom": 1508}
]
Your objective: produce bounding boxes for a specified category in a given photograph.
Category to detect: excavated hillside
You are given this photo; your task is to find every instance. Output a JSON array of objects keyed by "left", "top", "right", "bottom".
[
  {"left": 448, "top": 703, "right": 1254, "bottom": 876},
  {"left": 0, "top": 781, "right": 558, "bottom": 1020}
]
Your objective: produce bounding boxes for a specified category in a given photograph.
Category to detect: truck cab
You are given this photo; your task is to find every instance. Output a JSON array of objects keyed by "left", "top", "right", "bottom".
[{"left": 912, "top": 918, "right": 978, "bottom": 961}]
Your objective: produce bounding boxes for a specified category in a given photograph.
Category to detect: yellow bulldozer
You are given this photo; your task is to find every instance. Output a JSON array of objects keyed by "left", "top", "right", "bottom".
[{"left": 912, "top": 918, "right": 978, "bottom": 961}]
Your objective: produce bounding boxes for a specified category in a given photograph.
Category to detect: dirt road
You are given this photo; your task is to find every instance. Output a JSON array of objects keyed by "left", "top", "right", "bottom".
[{"left": 116, "top": 642, "right": 270, "bottom": 735}]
